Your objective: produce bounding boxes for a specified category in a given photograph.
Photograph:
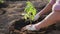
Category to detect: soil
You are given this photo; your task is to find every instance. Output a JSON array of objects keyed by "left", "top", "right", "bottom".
[
  {"left": 0, "top": 0, "right": 60, "bottom": 34},
  {"left": 9, "top": 17, "right": 57, "bottom": 34},
  {"left": 0, "top": 3, "right": 8, "bottom": 8}
]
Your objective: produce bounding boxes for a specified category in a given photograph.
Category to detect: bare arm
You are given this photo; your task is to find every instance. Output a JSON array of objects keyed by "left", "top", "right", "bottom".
[
  {"left": 21, "top": 0, "right": 57, "bottom": 31},
  {"left": 38, "top": 0, "right": 56, "bottom": 16},
  {"left": 34, "top": 0, "right": 56, "bottom": 21}
]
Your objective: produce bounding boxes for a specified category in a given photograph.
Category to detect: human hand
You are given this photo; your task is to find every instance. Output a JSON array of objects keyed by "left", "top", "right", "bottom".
[
  {"left": 21, "top": 24, "right": 38, "bottom": 31},
  {"left": 34, "top": 13, "right": 40, "bottom": 21}
]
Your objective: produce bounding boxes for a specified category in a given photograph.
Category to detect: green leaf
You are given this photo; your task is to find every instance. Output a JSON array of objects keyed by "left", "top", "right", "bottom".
[{"left": 24, "top": 1, "right": 37, "bottom": 22}]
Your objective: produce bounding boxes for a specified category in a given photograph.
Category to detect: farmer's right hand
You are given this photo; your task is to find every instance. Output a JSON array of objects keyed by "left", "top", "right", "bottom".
[
  {"left": 34, "top": 13, "right": 40, "bottom": 21},
  {"left": 21, "top": 25, "right": 37, "bottom": 31}
]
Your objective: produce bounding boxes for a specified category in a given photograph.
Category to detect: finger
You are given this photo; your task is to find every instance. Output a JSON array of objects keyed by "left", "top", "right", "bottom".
[{"left": 21, "top": 27, "right": 27, "bottom": 31}]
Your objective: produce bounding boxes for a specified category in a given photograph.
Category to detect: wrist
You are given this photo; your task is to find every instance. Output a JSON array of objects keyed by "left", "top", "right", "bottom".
[
  {"left": 35, "top": 24, "right": 40, "bottom": 30},
  {"left": 34, "top": 13, "right": 40, "bottom": 21}
]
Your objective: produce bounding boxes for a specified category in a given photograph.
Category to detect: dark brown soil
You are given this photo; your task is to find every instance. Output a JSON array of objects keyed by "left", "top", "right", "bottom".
[
  {"left": 9, "top": 17, "right": 58, "bottom": 34},
  {"left": 0, "top": 0, "right": 60, "bottom": 34}
]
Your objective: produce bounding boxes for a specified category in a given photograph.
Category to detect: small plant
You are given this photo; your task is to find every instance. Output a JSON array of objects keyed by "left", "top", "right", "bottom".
[
  {"left": 48, "top": 0, "right": 50, "bottom": 2},
  {"left": 24, "top": 1, "right": 37, "bottom": 24},
  {"left": 0, "top": 0, "right": 4, "bottom": 3}
]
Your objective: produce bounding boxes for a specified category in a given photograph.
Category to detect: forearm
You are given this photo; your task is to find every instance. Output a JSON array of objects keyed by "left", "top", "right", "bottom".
[
  {"left": 34, "top": 3, "right": 53, "bottom": 21},
  {"left": 34, "top": 0, "right": 56, "bottom": 21},
  {"left": 38, "top": 3, "right": 53, "bottom": 16},
  {"left": 38, "top": 0, "right": 56, "bottom": 16}
]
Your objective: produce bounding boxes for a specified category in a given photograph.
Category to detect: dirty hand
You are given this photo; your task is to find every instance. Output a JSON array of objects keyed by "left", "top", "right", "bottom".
[
  {"left": 21, "top": 25, "right": 38, "bottom": 31},
  {"left": 34, "top": 13, "right": 40, "bottom": 21}
]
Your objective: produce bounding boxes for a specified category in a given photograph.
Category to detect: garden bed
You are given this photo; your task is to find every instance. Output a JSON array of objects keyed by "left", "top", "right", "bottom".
[
  {"left": 9, "top": 15, "right": 57, "bottom": 34},
  {"left": 0, "top": 0, "right": 60, "bottom": 34}
]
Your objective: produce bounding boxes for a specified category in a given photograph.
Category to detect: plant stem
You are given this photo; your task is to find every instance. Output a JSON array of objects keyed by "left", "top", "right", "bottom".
[{"left": 30, "top": 20, "right": 32, "bottom": 25}]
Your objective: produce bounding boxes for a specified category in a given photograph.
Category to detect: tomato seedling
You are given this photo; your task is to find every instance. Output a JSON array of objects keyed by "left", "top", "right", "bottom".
[{"left": 24, "top": 1, "right": 37, "bottom": 24}]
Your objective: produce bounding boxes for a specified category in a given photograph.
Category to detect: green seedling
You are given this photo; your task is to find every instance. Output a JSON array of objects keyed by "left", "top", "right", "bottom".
[
  {"left": 48, "top": 0, "right": 50, "bottom": 2},
  {"left": 24, "top": 1, "right": 37, "bottom": 24}
]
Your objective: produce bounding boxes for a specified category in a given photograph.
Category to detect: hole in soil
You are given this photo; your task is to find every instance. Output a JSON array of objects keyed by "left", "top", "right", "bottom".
[{"left": 12, "top": 19, "right": 38, "bottom": 30}]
